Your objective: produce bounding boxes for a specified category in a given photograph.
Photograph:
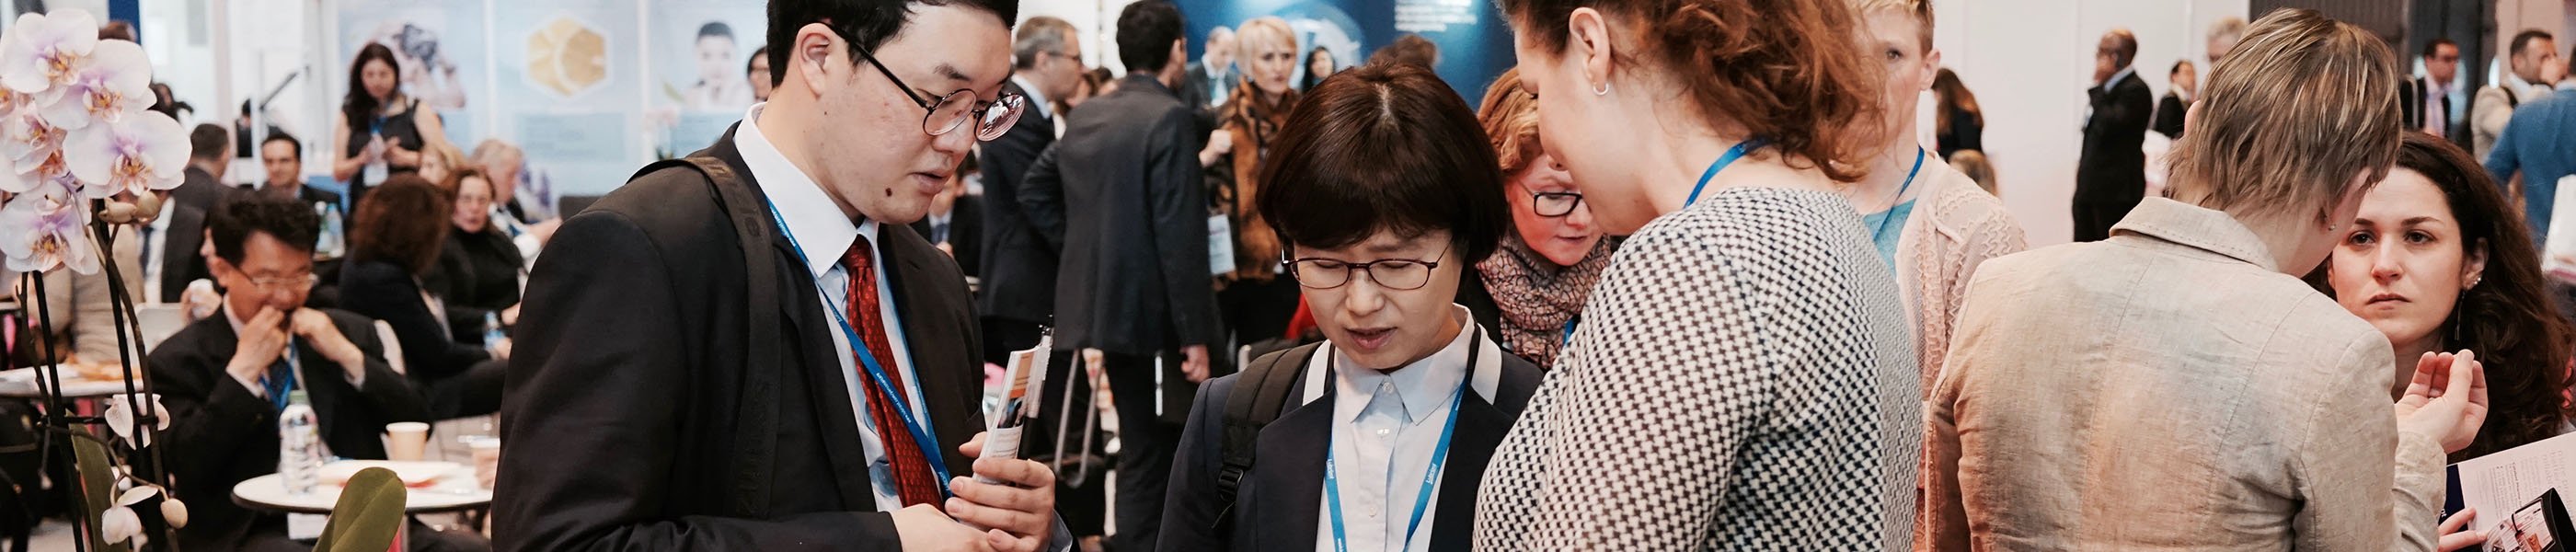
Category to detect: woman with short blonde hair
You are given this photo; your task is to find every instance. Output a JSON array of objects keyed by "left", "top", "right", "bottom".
[{"left": 1207, "top": 15, "right": 1308, "bottom": 348}]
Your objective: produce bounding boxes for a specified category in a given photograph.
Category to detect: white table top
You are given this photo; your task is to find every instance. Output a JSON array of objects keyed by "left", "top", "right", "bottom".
[
  {"left": 232, "top": 462, "right": 492, "bottom": 514},
  {"left": 0, "top": 367, "right": 141, "bottom": 398}
]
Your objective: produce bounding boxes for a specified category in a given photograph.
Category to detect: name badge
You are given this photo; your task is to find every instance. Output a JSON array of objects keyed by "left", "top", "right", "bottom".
[{"left": 1207, "top": 214, "right": 1235, "bottom": 277}]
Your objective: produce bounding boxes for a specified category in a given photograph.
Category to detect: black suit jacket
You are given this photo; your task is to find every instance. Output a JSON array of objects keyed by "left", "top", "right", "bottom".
[
  {"left": 172, "top": 166, "right": 231, "bottom": 213},
  {"left": 496, "top": 128, "right": 990, "bottom": 551},
  {"left": 913, "top": 194, "right": 984, "bottom": 281},
  {"left": 149, "top": 202, "right": 211, "bottom": 304},
  {"left": 978, "top": 78, "right": 1061, "bottom": 324},
  {"left": 2153, "top": 93, "right": 2187, "bottom": 140},
  {"left": 1157, "top": 336, "right": 1545, "bottom": 552},
  {"left": 1179, "top": 63, "right": 1225, "bottom": 132},
  {"left": 150, "top": 307, "right": 425, "bottom": 551},
  {"left": 2399, "top": 76, "right": 2467, "bottom": 145},
  {"left": 2076, "top": 73, "right": 2155, "bottom": 204},
  {"left": 1021, "top": 74, "right": 1223, "bottom": 356},
  {"left": 258, "top": 181, "right": 345, "bottom": 212},
  {"left": 339, "top": 259, "right": 491, "bottom": 383}
]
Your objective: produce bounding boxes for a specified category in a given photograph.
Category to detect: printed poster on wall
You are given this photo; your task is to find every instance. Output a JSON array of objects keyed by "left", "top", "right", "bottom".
[
  {"left": 336, "top": 0, "right": 489, "bottom": 154},
  {"left": 494, "top": 0, "right": 642, "bottom": 197},
  {"left": 650, "top": 0, "right": 766, "bottom": 155}
]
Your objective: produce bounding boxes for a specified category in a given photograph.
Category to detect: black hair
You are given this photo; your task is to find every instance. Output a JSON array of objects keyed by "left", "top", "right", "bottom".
[
  {"left": 2512, "top": 29, "right": 2554, "bottom": 59},
  {"left": 2423, "top": 37, "right": 2457, "bottom": 59},
  {"left": 211, "top": 192, "right": 322, "bottom": 264},
  {"left": 262, "top": 132, "right": 304, "bottom": 162},
  {"left": 765, "top": 0, "right": 1018, "bottom": 88},
  {"left": 189, "top": 123, "right": 228, "bottom": 162},
  {"left": 1257, "top": 63, "right": 1507, "bottom": 264},
  {"left": 1116, "top": 1, "right": 1184, "bottom": 75},
  {"left": 2168, "top": 59, "right": 2192, "bottom": 77},
  {"left": 748, "top": 45, "right": 769, "bottom": 75},
  {"left": 699, "top": 21, "right": 734, "bottom": 40},
  {"left": 343, "top": 42, "right": 401, "bottom": 132}
]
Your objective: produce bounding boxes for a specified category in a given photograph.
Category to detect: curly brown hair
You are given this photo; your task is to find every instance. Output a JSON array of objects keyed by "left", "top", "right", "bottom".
[
  {"left": 349, "top": 174, "right": 453, "bottom": 276},
  {"left": 2311, "top": 132, "right": 2576, "bottom": 462},
  {"left": 1499, "top": 0, "right": 1882, "bottom": 182}
]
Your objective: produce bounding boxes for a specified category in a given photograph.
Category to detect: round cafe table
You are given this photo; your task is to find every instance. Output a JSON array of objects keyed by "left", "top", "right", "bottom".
[
  {"left": 233, "top": 462, "right": 492, "bottom": 514},
  {"left": 0, "top": 367, "right": 140, "bottom": 399}
]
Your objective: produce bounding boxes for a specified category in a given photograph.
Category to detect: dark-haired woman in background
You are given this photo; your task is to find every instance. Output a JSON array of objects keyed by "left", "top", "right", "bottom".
[
  {"left": 1474, "top": 0, "right": 1918, "bottom": 547},
  {"left": 331, "top": 42, "right": 453, "bottom": 207},
  {"left": 2153, "top": 60, "right": 2196, "bottom": 139},
  {"left": 1301, "top": 46, "right": 1337, "bottom": 91},
  {"left": 2317, "top": 132, "right": 2573, "bottom": 464},
  {"left": 432, "top": 167, "right": 525, "bottom": 346},
  {"left": 1931, "top": 68, "right": 1983, "bottom": 159},
  {"left": 342, "top": 175, "right": 501, "bottom": 420}
]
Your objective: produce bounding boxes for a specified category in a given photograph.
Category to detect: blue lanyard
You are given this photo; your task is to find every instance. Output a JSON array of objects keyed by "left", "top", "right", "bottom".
[
  {"left": 1870, "top": 146, "right": 1927, "bottom": 240},
  {"left": 763, "top": 202, "right": 954, "bottom": 497},
  {"left": 1684, "top": 138, "right": 1771, "bottom": 207},
  {"left": 1323, "top": 328, "right": 1480, "bottom": 551}
]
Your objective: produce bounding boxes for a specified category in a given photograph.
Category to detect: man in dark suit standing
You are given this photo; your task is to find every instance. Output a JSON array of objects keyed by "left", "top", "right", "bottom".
[
  {"left": 2074, "top": 28, "right": 2154, "bottom": 242},
  {"left": 496, "top": 1, "right": 1066, "bottom": 550},
  {"left": 149, "top": 195, "right": 474, "bottom": 552},
  {"left": 1178, "top": 26, "right": 1234, "bottom": 113},
  {"left": 176, "top": 124, "right": 236, "bottom": 213},
  {"left": 258, "top": 132, "right": 343, "bottom": 209},
  {"left": 2399, "top": 38, "right": 2465, "bottom": 144},
  {"left": 981, "top": 16, "right": 1080, "bottom": 364},
  {"left": 1020, "top": 5, "right": 1221, "bottom": 550}
]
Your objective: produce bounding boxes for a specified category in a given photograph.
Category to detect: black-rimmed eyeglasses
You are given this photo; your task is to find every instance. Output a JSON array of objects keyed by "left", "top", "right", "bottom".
[
  {"left": 1282, "top": 245, "right": 1449, "bottom": 291},
  {"left": 849, "top": 39, "right": 1024, "bottom": 141},
  {"left": 1524, "top": 185, "right": 1584, "bottom": 218}
]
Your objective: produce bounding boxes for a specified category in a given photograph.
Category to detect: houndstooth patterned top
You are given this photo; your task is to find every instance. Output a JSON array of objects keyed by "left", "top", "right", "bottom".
[{"left": 1472, "top": 186, "right": 1920, "bottom": 551}]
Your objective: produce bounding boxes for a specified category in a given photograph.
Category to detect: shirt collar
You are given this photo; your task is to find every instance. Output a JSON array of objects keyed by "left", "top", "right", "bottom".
[
  {"left": 2103, "top": 67, "right": 2136, "bottom": 92},
  {"left": 1011, "top": 75, "right": 1053, "bottom": 121},
  {"left": 2110, "top": 197, "right": 2279, "bottom": 271},
  {"left": 1330, "top": 305, "right": 1478, "bottom": 424},
  {"left": 739, "top": 103, "right": 875, "bottom": 279}
]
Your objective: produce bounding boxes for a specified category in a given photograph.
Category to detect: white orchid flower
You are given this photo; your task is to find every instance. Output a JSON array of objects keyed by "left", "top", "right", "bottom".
[
  {"left": 0, "top": 10, "right": 100, "bottom": 96},
  {"left": 40, "top": 40, "right": 150, "bottom": 129},
  {"left": 0, "top": 181, "right": 95, "bottom": 273},
  {"left": 98, "top": 503, "right": 140, "bottom": 544},
  {"left": 1, "top": 109, "right": 64, "bottom": 183},
  {"left": 99, "top": 392, "right": 168, "bottom": 448},
  {"left": 66, "top": 109, "right": 184, "bottom": 199}
]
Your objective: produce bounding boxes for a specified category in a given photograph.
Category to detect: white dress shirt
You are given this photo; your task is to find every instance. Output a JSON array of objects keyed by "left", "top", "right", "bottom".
[
  {"left": 1012, "top": 75, "right": 1054, "bottom": 122},
  {"left": 2424, "top": 78, "right": 2453, "bottom": 136},
  {"left": 141, "top": 199, "right": 174, "bottom": 304},
  {"left": 738, "top": 103, "right": 931, "bottom": 512},
  {"left": 1298, "top": 306, "right": 1492, "bottom": 552}
]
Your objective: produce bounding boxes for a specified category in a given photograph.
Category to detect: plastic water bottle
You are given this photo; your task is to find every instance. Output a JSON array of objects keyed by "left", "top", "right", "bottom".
[
  {"left": 314, "top": 202, "right": 344, "bottom": 259},
  {"left": 279, "top": 392, "right": 322, "bottom": 495},
  {"left": 482, "top": 312, "right": 505, "bottom": 351}
]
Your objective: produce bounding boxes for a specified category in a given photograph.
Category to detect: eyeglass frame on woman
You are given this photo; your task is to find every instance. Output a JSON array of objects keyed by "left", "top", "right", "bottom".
[
  {"left": 843, "top": 31, "right": 1026, "bottom": 141},
  {"left": 1280, "top": 244, "right": 1451, "bottom": 291},
  {"left": 1520, "top": 182, "right": 1585, "bottom": 218}
]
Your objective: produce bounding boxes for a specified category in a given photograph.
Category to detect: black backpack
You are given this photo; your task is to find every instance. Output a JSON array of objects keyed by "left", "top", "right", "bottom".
[{"left": 1208, "top": 341, "right": 1324, "bottom": 532}]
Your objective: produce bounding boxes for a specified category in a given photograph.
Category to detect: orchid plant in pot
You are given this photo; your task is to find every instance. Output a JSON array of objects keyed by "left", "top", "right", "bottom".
[{"left": 0, "top": 8, "right": 192, "bottom": 551}]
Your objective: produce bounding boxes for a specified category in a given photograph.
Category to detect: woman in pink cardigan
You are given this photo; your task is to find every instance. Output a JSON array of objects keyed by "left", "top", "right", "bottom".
[{"left": 1844, "top": 0, "right": 2029, "bottom": 393}]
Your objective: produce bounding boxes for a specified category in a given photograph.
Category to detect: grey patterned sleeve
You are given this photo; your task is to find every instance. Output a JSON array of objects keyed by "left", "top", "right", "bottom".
[{"left": 1475, "top": 227, "right": 1777, "bottom": 550}]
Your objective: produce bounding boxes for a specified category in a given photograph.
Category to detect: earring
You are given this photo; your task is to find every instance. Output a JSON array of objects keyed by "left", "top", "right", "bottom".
[
  {"left": 1593, "top": 81, "right": 1611, "bottom": 97},
  {"left": 2468, "top": 275, "right": 2483, "bottom": 289}
]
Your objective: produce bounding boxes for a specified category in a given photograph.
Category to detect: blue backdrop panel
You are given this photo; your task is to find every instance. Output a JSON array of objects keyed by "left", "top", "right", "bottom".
[{"left": 1173, "top": 0, "right": 1514, "bottom": 105}]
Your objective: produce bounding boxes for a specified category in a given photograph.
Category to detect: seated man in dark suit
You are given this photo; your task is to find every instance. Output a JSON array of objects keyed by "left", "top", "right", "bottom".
[
  {"left": 1158, "top": 63, "right": 1544, "bottom": 552},
  {"left": 150, "top": 194, "right": 483, "bottom": 552}
]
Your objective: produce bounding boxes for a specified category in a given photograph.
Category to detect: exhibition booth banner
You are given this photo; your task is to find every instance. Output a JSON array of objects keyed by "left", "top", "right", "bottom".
[{"left": 1175, "top": 0, "right": 1512, "bottom": 104}]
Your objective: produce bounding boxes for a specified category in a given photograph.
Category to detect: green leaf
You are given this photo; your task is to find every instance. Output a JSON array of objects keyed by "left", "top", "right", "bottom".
[
  {"left": 70, "top": 429, "right": 130, "bottom": 552},
  {"left": 314, "top": 466, "right": 408, "bottom": 552}
]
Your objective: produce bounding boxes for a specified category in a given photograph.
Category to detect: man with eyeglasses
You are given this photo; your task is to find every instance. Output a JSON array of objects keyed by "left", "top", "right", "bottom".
[
  {"left": 496, "top": 0, "right": 1066, "bottom": 550},
  {"left": 148, "top": 194, "right": 480, "bottom": 551},
  {"left": 2400, "top": 38, "right": 2463, "bottom": 143},
  {"left": 1017, "top": 4, "right": 1219, "bottom": 551}
]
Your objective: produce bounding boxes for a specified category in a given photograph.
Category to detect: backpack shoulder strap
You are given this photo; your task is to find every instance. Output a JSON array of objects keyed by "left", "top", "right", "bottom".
[
  {"left": 631, "top": 155, "right": 785, "bottom": 518},
  {"left": 1212, "top": 342, "right": 1323, "bottom": 528}
]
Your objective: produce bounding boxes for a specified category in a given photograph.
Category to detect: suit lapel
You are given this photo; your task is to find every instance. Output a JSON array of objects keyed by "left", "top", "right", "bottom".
[
  {"left": 1431, "top": 392, "right": 1509, "bottom": 549},
  {"left": 706, "top": 132, "right": 880, "bottom": 508},
  {"left": 878, "top": 225, "right": 982, "bottom": 477},
  {"left": 1253, "top": 394, "right": 1332, "bottom": 552}
]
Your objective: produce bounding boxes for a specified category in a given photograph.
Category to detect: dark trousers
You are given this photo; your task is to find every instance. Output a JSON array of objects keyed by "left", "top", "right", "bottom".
[
  {"left": 1217, "top": 277, "right": 1302, "bottom": 369},
  {"left": 994, "top": 317, "right": 1108, "bottom": 536},
  {"left": 1100, "top": 349, "right": 1185, "bottom": 552},
  {"left": 2072, "top": 197, "right": 2142, "bottom": 243}
]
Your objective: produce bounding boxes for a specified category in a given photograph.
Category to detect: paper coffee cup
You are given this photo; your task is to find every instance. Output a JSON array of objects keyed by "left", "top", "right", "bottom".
[{"left": 385, "top": 421, "right": 431, "bottom": 462}]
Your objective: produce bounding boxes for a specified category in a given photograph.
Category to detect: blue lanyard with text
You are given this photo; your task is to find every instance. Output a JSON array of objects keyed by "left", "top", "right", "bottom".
[
  {"left": 1323, "top": 328, "right": 1480, "bottom": 552},
  {"left": 763, "top": 201, "right": 954, "bottom": 496},
  {"left": 1871, "top": 146, "right": 1927, "bottom": 239},
  {"left": 1683, "top": 138, "right": 1771, "bottom": 208}
]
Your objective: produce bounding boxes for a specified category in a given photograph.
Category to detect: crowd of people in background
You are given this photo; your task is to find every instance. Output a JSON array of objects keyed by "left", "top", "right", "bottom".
[{"left": 18, "top": 0, "right": 2576, "bottom": 550}]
